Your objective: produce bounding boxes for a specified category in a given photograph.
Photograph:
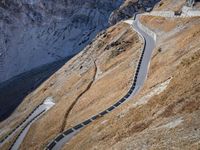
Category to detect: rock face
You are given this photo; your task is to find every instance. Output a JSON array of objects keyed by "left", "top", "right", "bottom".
[
  {"left": 0, "top": 0, "right": 122, "bottom": 83},
  {"left": 109, "top": 0, "right": 160, "bottom": 25}
]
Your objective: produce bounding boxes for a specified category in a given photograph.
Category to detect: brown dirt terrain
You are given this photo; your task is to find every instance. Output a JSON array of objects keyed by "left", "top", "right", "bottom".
[
  {"left": 61, "top": 16, "right": 200, "bottom": 150},
  {"left": 154, "top": 0, "right": 200, "bottom": 11},
  {"left": 0, "top": 22, "right": 142, "bottom": 149},
  {"left": 1, "top": 1, "right": 200, "bottom": 149},
  {"left": 154, "top": 0, "right": 186, "bottom": 11}
]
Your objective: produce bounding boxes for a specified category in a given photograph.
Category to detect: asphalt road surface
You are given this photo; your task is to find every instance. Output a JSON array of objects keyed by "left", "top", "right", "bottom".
[
  {"left": 45, "top": 14, "right": 156, "bottom": 150},
  {"left": 0, "top": 97, "right": 55, "bottom": 150}
]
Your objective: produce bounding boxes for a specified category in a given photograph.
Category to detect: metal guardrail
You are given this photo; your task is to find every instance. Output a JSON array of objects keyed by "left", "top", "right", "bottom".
[
  {"left": 45, "top": 16, "right": 152, "bottom": 150},
  {"left": 0, "top": 101, "right": 44, "bottom": 144},
  {"left": 8, "top": 110, "right": 46, "bottom": 150}
]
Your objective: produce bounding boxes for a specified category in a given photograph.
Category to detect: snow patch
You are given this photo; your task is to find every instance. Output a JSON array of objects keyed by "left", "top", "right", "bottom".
[
  {"left": 124, "top": 19, "right": 134, "bottom": 25},
  {"left": 43, "top": 97, "right": 55, "bottom": 111}
]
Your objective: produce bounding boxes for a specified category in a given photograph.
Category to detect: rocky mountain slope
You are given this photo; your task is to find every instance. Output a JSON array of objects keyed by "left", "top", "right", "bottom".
[
  {"left": 0, "top": 0, "right": 162, "bottom": 83},
  {"left": 0, "top": 0, "right": 123, "bottom": 83},
  {"left": 0, "top": 0, "right": 162, "bottom": 122},
  {"left": 0, "top": 0, "right": 200, "bottom": 150},
  {"left": 0, "top": 20, "right": 142, "bottom": 150},
  {"left": 109, "top": 0, "right": 160, "bottom": 25},
  {"left": 62, "top": 14, "right": 200, "bottom": 150}
]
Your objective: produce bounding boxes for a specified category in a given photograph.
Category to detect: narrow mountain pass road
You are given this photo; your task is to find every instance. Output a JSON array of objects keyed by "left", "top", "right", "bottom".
[
  {"left": 46, "top": 14, "right": 156, "bottom": 150},
  {"left": 130, "top": 14, "right": 156, "bottom": 94},
  {"left": 9, "top": 97, "right": 55, "bottom": 150},
  {"left": 0, "top": 97, "right": 55, "bottom": 150}
]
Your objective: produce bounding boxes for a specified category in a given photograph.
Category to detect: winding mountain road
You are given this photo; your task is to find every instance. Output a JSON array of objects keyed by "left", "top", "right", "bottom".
[
  {"left": 45, "top": 14, "right": 156, "bottom": 150},
  {"left": 0, "top": 97, "right": 55, "bottom": 150}
]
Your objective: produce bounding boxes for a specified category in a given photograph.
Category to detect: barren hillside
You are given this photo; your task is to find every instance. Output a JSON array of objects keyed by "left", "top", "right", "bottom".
[
  {"left": 60, "top": 14, "right": 200, "bottom": 150},
  {"left": 0, "top": 21, "right": 142, "bottom": 150},
  {"left": 154, "top": 0, "right": 186, "bottom": 11},
  {"left": 0, "top": 0, "right": 200, "bottom": 150}
]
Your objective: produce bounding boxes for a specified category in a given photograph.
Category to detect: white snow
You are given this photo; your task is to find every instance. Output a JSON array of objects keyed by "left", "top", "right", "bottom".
[
  {"left": 124, "top": 19, "right": 134, "bottom": 25},
  {"left": 43, "top": 97, "right": 55, "bottom": 111}
]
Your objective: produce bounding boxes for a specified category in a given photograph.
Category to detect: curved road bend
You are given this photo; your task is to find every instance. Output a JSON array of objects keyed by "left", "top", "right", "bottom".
[
  {"left": 0, "top": 97, "right": 55, "bottom": 150},
  {"left": 45, "top": 14, "right": 156, "bottom": 150},
  {"left": 132, "top": 14, "right": 155, "bottom": 93},
  {"left": 0, "top": 104, "right": 44, "bottom": 146}
]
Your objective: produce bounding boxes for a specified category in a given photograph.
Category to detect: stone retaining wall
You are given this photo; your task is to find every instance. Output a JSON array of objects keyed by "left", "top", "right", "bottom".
[
  {"left": 143, "top": 8, "right": 200, "bottom": 18},
  {"left": 148, "top": 11, "right": 175, "bottom": 17},
  {"left": 182, "top": 6, "right": 200, "bottom": 16}
]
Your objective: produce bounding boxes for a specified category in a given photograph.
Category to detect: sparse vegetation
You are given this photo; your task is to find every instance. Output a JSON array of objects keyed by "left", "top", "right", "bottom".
[
  {"left": 0, "top": 22, "right": 142, "bottom": 150},
  {"left": 158, "top": 47, "right": 162, "bottom": 52},
  {"left": 61, "top": 9, "right": 200, "bottom": 150},
  {"left": 1, "top": 1, "right": 200, "bottom": 150}
]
